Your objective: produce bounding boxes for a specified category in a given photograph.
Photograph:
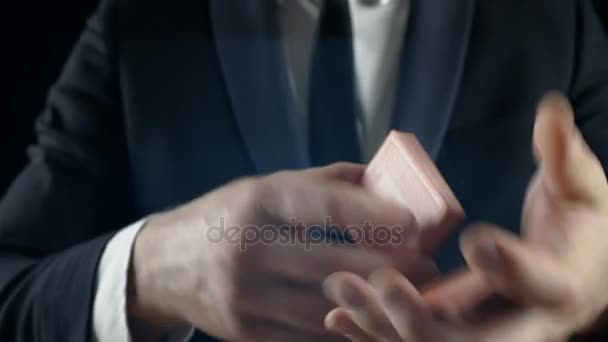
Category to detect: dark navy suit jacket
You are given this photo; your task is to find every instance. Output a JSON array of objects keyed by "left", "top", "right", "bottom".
[{"left": 1, "top": 0, "right": 608, "bottom": 341}]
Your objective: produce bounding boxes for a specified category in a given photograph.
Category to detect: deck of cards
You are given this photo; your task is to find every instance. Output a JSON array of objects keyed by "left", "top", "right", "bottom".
[{"left": 362, "top": 131, "right": 465, "bottom": 254}]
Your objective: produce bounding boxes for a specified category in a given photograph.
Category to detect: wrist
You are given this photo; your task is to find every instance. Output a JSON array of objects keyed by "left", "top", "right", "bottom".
[{"left": 127, "top": 213, "right": 192, "bottom": 337}]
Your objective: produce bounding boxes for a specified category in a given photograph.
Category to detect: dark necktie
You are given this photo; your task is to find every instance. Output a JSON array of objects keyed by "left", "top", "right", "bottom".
[{"left": 308, "top": 0, "right": 361, "bottom": 167}]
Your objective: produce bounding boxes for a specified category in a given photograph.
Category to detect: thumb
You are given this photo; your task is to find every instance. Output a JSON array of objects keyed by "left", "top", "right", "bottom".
[
  {"left": 460, "top": 225, "right": 580, "bottom": 308},
  {"left": 533, "top": 92, "right": 607, "bottom": 205}
]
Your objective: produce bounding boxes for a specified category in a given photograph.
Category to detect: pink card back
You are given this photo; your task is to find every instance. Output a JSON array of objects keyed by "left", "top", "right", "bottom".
[{"left": 362, "top": 131, "right": 465, "bottom": 254}]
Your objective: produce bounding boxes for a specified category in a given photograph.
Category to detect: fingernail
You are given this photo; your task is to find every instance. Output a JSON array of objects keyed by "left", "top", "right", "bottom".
[
  {"left": 474, "top": 239, "right": 501, "bottom": 270},
  {"left": 341, "top": 284, "right": 366, "bottom": 308}
]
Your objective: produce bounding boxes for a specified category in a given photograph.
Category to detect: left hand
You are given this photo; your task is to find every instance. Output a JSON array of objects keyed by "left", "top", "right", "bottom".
[{"left": 322, "top": 93, "right": 608, "bottom": 342}]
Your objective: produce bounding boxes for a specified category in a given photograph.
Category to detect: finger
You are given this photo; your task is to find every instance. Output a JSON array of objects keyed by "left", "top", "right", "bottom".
[
  {"left": 399, "top": 256, "right": 441, "bottom": 287},
  {"left": 533, "top": 92, "right": 608, "bottom": 205},
  {"left": 238, "top": 316, "right": 349, "bottom": 342},
  {"left": 460, "top": 224, "right": 581, "bottom": 308},
  {"left": 238, "top": 280, "right": 334, "bottom": 334},
  {"left": 266, "top": 172, "right": 418, "bottom": 239},
  {"left": 324, "top": 272, "right": 402, "bottom": 341},
  {"left": 322, "top": 183, "right": 418, "bottom": 237},
  {"left": 325, "top": 308, "right": 375, "bottom": 342},
  {"left": 262, "top": 244, "right": 390, "bottom": 284},
  {"left": 355, "top": 221, "right": 428, "bottom": 284},
  {"left": 313, "top": 163, "right": 367, "bottom": 184},
  {"left": 470, "top": 309, "right": 559, "bottom": 342},
  {"left": 354, "top": 218, "right": 419, "bottom": 256},
  {"left": 311, "top": 163, "right": 423, "bottom": 255},
  {"left": 369, "top": 269, "right": 442, "bottom": 341},
  {"left": 520, "top": 171, "right": 571, "bottom": 253},
  {"left": 360, "top": 236, "right": 438, "bottom": 286},
  {"left": 422, "top": 269, "right": 493, "bottom": 318}
]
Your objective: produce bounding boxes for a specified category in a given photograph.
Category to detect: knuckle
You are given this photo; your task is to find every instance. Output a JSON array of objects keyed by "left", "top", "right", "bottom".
[
  {"left": 258, "top": 173, "right": 297, "bottom": 222},
  {"left": 231, "top": 176, "right": 266, "bottom": 211},
  {"left": 256, "top": 184, "right": 284, "bottom": 221}
]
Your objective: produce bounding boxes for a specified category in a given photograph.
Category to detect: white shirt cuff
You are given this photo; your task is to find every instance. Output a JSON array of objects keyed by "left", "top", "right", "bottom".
[{"left": 92, "top": 219, "right": 193, "bottom": 342}]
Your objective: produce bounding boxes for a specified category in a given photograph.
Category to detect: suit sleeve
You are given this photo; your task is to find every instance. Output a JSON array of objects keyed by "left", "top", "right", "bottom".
[
  {"left": 569, "top": 2, "right": 608, "bottom": 338},
  {"left": 571, "top": 1, "right": 608, "bottom": 171},
  {"left": 0, "top": 0, "right": 137, "bottom": 340}
]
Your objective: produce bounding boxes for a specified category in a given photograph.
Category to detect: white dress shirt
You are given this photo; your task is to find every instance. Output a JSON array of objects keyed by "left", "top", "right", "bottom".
[{"left": 93, "top": 1, "right": 410, "bottom": 341}]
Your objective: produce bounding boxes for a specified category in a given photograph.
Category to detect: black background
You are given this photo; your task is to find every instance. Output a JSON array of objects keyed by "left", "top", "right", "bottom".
[{"left": 1, "top": 1, "right": 98, "bottom": 196}]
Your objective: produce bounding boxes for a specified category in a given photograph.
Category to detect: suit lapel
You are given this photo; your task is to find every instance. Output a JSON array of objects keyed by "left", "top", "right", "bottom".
[
  {"left": 210, "top": 0, "right": 310, "bottom": 174},
  {"left": 393, "top": 0, "right": 475, "bottom": 159}
]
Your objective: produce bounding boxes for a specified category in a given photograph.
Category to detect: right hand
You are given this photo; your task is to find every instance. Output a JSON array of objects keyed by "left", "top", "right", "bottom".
[{"left": 127, "top": 163, "right": 437, "bottom": 341}]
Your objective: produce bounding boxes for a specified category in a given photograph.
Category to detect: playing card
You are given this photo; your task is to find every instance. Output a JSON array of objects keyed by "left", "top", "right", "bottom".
[{"left": 362, "top": 131, "right": 465, "bottom": 253}]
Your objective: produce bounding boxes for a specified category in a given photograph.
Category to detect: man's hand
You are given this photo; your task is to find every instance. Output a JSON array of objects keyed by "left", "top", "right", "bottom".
[
  {"left": 322, "top": 93, "right": 608, "bottom": 341},
  {"left": 125, "top": 163, "right": 435, "bottom": 341}
]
